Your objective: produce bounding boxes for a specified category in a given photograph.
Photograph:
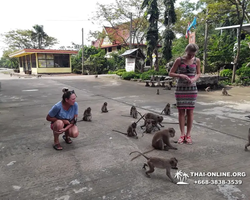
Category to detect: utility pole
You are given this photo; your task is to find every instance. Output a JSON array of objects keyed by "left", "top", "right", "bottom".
[
  {"left": 203, "top": 8, "right": 208, "bottom": 74},
  {"left": 129, "top": 12, "right": 132, "bottom": 49},
  {"left": 82, "top": 28, "right": 84, "bottom": 75}
]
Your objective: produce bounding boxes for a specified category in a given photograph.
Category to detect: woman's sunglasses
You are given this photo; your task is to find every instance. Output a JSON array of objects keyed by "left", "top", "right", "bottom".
[{"left": 186, "top": 65, "right": 190, "bottom": 73}]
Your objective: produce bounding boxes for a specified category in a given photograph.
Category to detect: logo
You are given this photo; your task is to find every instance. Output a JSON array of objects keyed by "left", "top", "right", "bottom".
[{"left": 174, "top": 170, "right": 189, "bottom": 184}]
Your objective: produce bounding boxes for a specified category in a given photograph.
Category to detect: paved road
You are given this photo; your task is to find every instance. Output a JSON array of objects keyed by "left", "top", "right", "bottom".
[{"left": 0, "top": 74, "right": 250, "bottom": 200}]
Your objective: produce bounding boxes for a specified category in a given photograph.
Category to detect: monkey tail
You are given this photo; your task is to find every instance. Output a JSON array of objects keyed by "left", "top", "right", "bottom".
[
  {"left": 112, "top": 130, "right": 127, "bottom": 135},
  {"left": 135, "top": 113, "right": 145, "bottom": 124},
  {"left": 129, "top": 149, "right": 154, "bottom": 161}
]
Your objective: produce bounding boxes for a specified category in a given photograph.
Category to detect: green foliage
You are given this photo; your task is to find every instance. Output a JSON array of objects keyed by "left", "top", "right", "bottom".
[
  {"left": 140, "top": 69, "right": 168, "bottom": 80},
  {"left": 106, "top": 49, "right": 126, "bottom": 71},
  {"left": 219, "top": 69, "right": 232, "bottom": 77},
  {"left": 236, "top": 66, "right": 250, "bottom": 78},
  {"left": 108, "top": 69, "right": 126, "bottom": 76},
  {"left": 0, "top": 49, "right": 18, "bottom": 68},
  {"left": 71, "top": 46, "right": 107, "bottom": 74},
  {"left": 121, "top": 71, "right": 140, "bottom": 80}
]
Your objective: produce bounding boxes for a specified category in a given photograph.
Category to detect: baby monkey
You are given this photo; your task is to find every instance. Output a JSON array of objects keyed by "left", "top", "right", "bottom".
[
  {"left": 112, "top": 122, "right": 138, "bottom": 139},
  {"left": 161, "top": 103, "right": 171, "bottom": 115},
  {"left": 101, "top": 102, "right": 108, "bottom": 113},
  {"left": 144, "top": 119, "right": 160, "bottom": 134},
  {"left": 83, "top": 107, "right": 92, "bottom": 121},
  {"left": 222, "top": 88, "right": 230, "bottom": 96},
  {"left": 130, "top": 106, "right": 138, "bottom": 119},
  {"left": 129, "top": 151, "right": 178, "bottom": 183}
]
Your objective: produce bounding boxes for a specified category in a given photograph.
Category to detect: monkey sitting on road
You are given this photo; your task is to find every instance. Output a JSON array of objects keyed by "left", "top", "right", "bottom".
[
  {"left": 161, "top": 103, "right": 171, "bottom": 115},
  {"left": 245, "top": 128, "right": 250, "bottom": 151},
  {"left": 143, "top": 119, "right": 160, "bottom": 134},
  {"left": 205, "top": 86, "right": 211, "bottom": 92},
  {"left": 101, "top": 102, "right": 108, "bottom": 113},
  {"left": 139, "top": 113, "right": 164, "bottom": 129},
  {"left": 112, "top": 122, "right": 139, "bottom": 139},
  {"left": 83, "top": 107, "right": 92, "bottom": 121},
  {"left": 222, "top": 88, "right": 230, "bottom": 96},
  {"left": 129, "top": 151, "right": 178, "bottom": 183},
  {"left": 152, "top": 128, "right": 178, "bottom": 151},
  {"left": 130, "top": 106, "right": 138, "bottom": 119}
]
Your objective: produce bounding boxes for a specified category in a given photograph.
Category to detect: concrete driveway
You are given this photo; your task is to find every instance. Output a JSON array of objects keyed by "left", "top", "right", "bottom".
[{"left": 0, "top": 73, "right": 250, "bottom": 200}]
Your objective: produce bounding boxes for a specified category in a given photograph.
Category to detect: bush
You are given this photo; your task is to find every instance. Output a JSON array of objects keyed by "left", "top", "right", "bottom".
[
  {"left": 121, "top": 71, "right": 140, "bottom": 80},
  {"left": 108, "top": 69, "right": 126, "bottom": 76},
  {"left": 236, "top": 66, "right": 250, "bottom": 78},
  {"left": 219, "top": 69, "right": 232, "bottom": 78},
  {"left": 140, "top": 69, "right": 168, "bottom": 80}
]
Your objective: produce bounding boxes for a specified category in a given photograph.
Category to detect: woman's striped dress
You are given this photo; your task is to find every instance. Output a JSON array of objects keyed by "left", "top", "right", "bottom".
[{"left": 175, "top": 57, "right": 198, "bottom": 110}]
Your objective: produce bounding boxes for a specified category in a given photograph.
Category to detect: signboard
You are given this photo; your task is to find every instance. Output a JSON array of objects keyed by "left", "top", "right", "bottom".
[{"left": 125, "top": 58, "right": 136, "bottom": 72}]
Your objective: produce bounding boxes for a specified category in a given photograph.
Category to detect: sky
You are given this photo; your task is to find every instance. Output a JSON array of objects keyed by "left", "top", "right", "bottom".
[{"left": 0, "top": 0, "right": 192, "bottom": 57}]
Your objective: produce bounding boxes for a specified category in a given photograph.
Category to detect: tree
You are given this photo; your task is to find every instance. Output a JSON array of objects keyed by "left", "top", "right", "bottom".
[
  {"left": 142, "top": 0, "right": 159, "bottom": 70},
  {"left": 1, "top": 25, "right": 58, "bottom": 50},
  {"left": 228, "top": 0, "right": 249, "bottom": 83},
  {"left": 162, "top": 0, "right": 176, "bottom": 62},
  {"left": 90, "top": 0, "right": 148, "bottom": 47}
]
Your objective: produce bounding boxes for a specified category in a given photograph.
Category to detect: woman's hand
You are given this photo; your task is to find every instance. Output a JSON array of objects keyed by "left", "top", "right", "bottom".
[
  {"left": 179, "top": 74, "right": 191, "bottom": 82},
  {"left": 190, "top": 78, "right": 196, "bottom": 84},
  {"left": 62, "top": 119, "right": 70, "bottom": 125}
]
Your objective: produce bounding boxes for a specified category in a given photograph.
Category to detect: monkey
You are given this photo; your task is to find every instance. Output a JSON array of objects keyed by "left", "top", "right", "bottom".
[
  {"left": 62, "top": 87, "right": 69, "bottom": 93},
  {"left": 139, "top": 113, "right": 164, "bottom": 129},
  {"left": 101, "top": 102, "right": 108, "bottom": 113},
  {"left": 151, "top": 128, "right": 178, "bottom": 151},
  {"left": 82, "top": 107, "right": 92, "bottom": 121},
  {"left": 205, "top": 86, "right": 211, "bottom": 92},
  {"left": 130, "top": 106, "right": 138, "bottom": 119},
  {"left": 129, "top": 151, "right": 178, "bottom": 183},
  {"left": 222, "top": 88, "right": 230, "bottom": 96},
  {"left": 143, "top": 119, "right": 160, "bottom": 134},
  {"left": 245, "top": 128, "right": 250, "bottom": 151},
  {"left": 161, "top": 103, "right": 171, "bottom": 115},
  {"left": 156, "top": 89, "right": 159, "bottom": 95},
  {"left": 112, "top": 122, "right": 139, "bottom": 139}
]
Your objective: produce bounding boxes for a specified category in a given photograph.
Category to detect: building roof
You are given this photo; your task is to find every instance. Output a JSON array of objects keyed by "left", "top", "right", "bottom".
[
  {"left": 121, "top": 48, "right": 145, "bottom": 59},
  {"left": 215, "top": 23, "right": 250, "bottom": 34},
  {"left": 9, "top": 49, "right": 78, "bottom": 58}
]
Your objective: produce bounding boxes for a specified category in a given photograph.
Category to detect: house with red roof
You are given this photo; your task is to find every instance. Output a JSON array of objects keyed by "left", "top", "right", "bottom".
[
  {"left": 9, "top": 49, "right": 78, "bottom": 74},
  {"left": 92, "top": 23, "right": 147, "bottom": 58}
]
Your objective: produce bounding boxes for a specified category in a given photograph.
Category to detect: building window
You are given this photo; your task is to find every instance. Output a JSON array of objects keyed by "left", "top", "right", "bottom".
[
  {"left": 108, "top": 47, "right": 112, "bottom": 52},
  {"left": 54, "top": 54, "right": 69, "bottom": 68},
  {"left": 31, "top": 54, "right": 36, "bottom": 68},
  {"left": 38, "top": 53, "right": 54, "bottom": 68},
  {"left": 117, "top": 46, "right": 121, "bottom": 50}
]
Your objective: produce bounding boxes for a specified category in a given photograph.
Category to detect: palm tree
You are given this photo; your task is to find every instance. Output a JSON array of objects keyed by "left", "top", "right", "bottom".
[{"left": 31, "top": 25, "right": 48, "bottom": 49}]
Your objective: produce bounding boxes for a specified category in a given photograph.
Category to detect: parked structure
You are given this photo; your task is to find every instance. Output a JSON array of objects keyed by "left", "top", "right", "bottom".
[{"left": 9, "top": 49, "right": 78, "bottom": 74}]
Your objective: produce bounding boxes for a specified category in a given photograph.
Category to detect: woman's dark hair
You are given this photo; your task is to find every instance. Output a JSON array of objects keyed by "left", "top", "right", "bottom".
[{"left": 62, "top": 90, "right": 76, "bottom": 102}]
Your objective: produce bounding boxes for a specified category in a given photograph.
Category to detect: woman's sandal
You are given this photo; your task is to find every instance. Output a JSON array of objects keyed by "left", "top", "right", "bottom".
[
  {"left": 185, "top": 135, "right": 192, "bottom": 144},
  {"left": 53, "top": 143, "right": 63, "bottom": 150},
  {"left": 62, "top": 135, "right": 72, "bottom": 144},
  {"left": 178, "top": 135, "right": 185, "bottom": 144}
]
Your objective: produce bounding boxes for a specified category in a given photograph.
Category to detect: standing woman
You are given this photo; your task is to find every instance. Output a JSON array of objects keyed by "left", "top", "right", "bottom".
[
  {"left": 46, "top": 88, "right": 79, "bottom": 150},
  {"left": 169, "top": 44, "right": 201, "bottom": 144}
]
